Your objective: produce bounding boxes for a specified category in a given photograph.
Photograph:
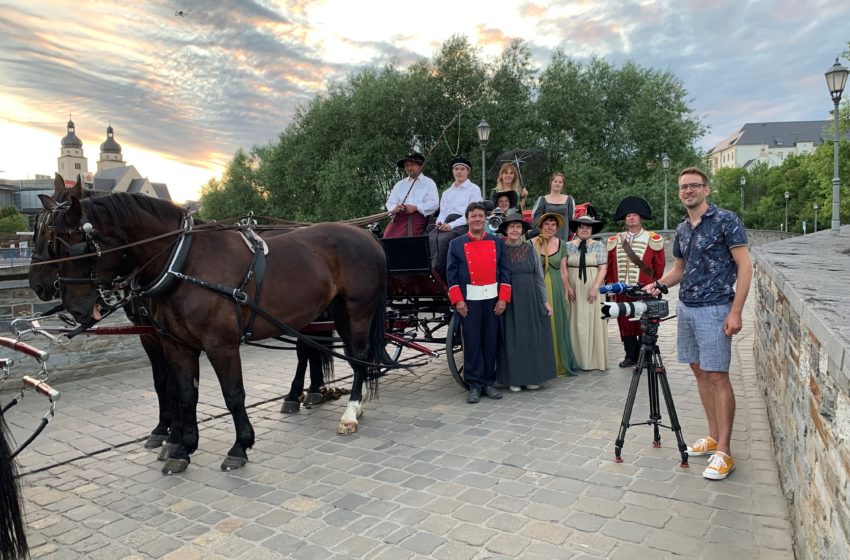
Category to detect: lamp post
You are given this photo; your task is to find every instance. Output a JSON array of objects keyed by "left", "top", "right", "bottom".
[
  {"left": 784, "top": 191, "right": 790, "bottom": 233},
  {"left": 814, "top": 202, "right": 819, "bottom": 232},
  {"left": 825, "top": 58, "right": 848, "bottom": 230},
  {"left": 739, "top": 175, "right": 746, "bottom": 213},
  {"left": 476, "top": 118, "right": 491, "bottom": 198},
  {"left": 661, "top": 153, "right": 670, "bottom": 230}
]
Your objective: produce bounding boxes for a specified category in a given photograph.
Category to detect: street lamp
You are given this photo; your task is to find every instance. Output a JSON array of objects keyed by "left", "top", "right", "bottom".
[
  {"left": 661, "top": 153, "right": 670, "bottom": 230},
  {"left": 476, "top": 118, "right": 491, "bottom": 198},
  {"left": 784, "top": 191, "right": 790, "bottom": 233},
  {"left": 739, "top": 175, "right": 746, "bottom": 213},
  {"left": 814, "top": 202, "right": 819, "bottom": 233},
  {"left": 825, "top": 58, "right": 848, "bottom": 230}
]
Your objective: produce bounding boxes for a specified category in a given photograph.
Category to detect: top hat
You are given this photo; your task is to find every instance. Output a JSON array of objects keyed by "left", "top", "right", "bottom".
[
  {"left": 497, "top": 212, "right": 530, "bottom": 236},
  {"left": 569, "top": 215, "right": 605, "bottom": 235},
  {"left": 396, "top": 152, "right": 426, "bottom": 169},
  {"left": 614, "top": 196, "right": 652, "bottom": 220}
]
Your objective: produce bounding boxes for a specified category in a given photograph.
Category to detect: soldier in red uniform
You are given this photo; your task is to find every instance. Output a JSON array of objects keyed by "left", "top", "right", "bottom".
[
  {"left": 605, "top": 196, "right": 666, "bottom": 367},
  {"left": 447, "top": 202, "right": 512, "bottom": 403}
]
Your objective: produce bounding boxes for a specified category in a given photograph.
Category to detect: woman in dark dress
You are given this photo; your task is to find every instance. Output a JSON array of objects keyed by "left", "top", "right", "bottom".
[
  {"left": 530, "top": 172, "right": 576, "bottom": 241},
  {"left": 495, "top": 213, "right": 557, "bottom": 391}
]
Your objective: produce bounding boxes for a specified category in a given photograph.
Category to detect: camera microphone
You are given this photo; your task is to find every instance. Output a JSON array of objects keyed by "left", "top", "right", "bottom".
[{"left": 599, "top": 282, "right": 630, "bottom": 295}]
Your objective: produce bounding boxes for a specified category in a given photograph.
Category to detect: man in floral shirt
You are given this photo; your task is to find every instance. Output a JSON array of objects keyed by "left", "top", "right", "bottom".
[{"left": 644, "top": 166, "right": 751, "bottom": 481}]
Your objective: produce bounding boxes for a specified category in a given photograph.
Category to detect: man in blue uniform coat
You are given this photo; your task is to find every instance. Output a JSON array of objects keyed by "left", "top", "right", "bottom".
[{"left": 447, "top": 201, "right": 512, "bottom": 403}]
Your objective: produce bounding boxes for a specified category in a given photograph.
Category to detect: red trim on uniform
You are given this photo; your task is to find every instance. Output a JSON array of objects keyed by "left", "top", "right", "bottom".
[
  {"left": 448, "top": 285, "right": 464, "bottom": 306},
  {"left": 498, "top": 283, "right": 512, "bottom": 303}
]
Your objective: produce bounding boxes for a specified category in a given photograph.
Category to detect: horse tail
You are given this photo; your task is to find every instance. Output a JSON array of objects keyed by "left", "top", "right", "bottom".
[
  {"left": 369, "top": 280, "right": 393, "bottom": 368},
  {"left": 0, "top": 412, "right": 28, "bottom": 560},
  {"left": 318, "top": 332, "right": 335, "bottom": 385}
]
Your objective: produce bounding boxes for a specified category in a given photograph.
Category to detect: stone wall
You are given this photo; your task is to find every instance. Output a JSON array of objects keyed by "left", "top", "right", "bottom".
[
  {"left": 0, "top": 279, "right": 149, "bottom": 390},
  {"left": 752, "top": 226, "right": 850, "bottom": 560}
]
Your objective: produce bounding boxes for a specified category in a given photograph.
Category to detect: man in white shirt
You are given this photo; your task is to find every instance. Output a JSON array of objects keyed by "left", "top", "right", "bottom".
[
  {"left": 430, "top": 156, "right": 483, "bottom": 282},
  {"left": 384, "top": 152, "right": 439, "bottom": 238}
]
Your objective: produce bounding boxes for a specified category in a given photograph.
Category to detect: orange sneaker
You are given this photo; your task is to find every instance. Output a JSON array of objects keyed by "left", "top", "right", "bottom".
[
  {"left": 687, "top": 436, "right": 717, "bottom": 457},
  {"left": 703, "top": 451, "right": 735, "bottom": 480}
]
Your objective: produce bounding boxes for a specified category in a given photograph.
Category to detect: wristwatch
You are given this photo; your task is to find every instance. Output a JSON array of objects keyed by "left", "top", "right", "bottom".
[{"left": 654, "top": 280, "right": 666, "bottom": 290}]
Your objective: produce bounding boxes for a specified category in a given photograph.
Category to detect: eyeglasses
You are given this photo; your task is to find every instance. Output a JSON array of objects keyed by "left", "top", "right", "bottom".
[{"left": 679, "top": 183, "right": 706, "bottom": 191}]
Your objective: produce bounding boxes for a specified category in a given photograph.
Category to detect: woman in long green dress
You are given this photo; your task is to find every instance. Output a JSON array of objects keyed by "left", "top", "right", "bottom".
[
  {"left": 564, "top": 215, "right": 609, "bottom": 371},
  {"left": 531, "top": 212, "right": 578, "bottom": 376},
  {"left": 495, "top": 213, "right": 557, "bottom": 391}
]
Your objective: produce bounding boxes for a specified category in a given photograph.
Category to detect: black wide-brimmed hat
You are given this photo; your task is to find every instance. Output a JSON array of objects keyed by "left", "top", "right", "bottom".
[
  {"left": 614, "top": 196, "right": 652, "bottom": 220},
  {"left": 396, "top": 152, "right": 426, "bottom": 169},
  {"left": 490, "top": 189, "right": 518, "bottom": 208},
  {"left": 450, "top": 156, "right": 472, "bottom": 170},
  {"left": 496, "top": 212, "right": 530, "bottom": 236},
  {"left": 569, "top": 215, "right": 605, "bottom": 234}
]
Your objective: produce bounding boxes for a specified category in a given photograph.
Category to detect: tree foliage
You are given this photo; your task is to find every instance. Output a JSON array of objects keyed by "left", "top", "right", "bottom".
[
  {"left": 200, "top": 37, "right": 706, "bottom": 227},
  {"left": 0, "top": 207, "right": 28, "bottom": 233}
]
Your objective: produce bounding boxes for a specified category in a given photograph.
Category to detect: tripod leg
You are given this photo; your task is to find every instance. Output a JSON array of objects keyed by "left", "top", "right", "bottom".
[
  {"left": 647, "top": 348, "right": 662, "bottom": 448},
  {"left": 614, "top": 346, "right": 646, "bottom": 463},
  {"left": 655, "top": 350, "right": 689, "bottom": 468}
]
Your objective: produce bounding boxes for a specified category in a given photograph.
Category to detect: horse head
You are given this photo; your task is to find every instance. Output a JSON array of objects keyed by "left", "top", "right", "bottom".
[
  {"left": 44, "top": 193, "right": 128, "bottom": 325},
  {"left": 28, "top": 174, "right": 87, "bottom": 300}
]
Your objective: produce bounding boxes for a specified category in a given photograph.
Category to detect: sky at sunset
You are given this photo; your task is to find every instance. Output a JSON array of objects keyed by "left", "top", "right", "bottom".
[{"left": 1, "top": 0, "right": 848, "bottom": 203}]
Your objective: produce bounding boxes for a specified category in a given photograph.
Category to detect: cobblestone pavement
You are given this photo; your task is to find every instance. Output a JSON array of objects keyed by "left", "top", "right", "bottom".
[{"left": 2, "top": 290, "right": 795, "bottom": 559}]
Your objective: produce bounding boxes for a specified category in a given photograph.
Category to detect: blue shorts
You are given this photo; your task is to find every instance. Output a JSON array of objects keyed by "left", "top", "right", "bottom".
[{"left": 676, "top": 302, "right": 733, "bottom": 372}]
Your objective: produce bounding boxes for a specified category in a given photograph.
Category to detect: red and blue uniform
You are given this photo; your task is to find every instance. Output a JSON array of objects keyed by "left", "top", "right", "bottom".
[{"left": 447, "top": 232, "right": 512, "bottom": 390}]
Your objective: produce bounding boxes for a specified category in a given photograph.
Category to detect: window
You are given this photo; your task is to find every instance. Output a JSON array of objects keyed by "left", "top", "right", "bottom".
[{"left": 74, "top": 163, "right": 81, "bottom": 170}]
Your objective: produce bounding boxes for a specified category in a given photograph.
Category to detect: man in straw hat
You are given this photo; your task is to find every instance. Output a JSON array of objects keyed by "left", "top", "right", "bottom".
[
  {"left": 384, "top": 152, "right": 439, "bottom": 238},
  {"left": 447, "top": 201, "right": 511, "bottom": 404},
  {"left": 605, "top": 196, "right": 666, "bottom": 368}
]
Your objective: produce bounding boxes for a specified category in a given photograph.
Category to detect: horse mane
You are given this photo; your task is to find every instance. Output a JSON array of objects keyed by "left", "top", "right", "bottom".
[{"left": 78, "top": 192, "right": 199, "bottom": 231}]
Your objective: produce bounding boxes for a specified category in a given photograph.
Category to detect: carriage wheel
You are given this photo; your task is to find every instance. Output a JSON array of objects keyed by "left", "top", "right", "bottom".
[
  {"left": 382, "top": 338, "right": 404, "bottom": 374},
  {"left": 446, "top": 313, "right": 467, "bottom": 389}
]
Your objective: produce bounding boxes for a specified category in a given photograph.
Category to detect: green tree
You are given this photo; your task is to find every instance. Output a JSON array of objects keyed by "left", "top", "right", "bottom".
[
  {"left": 199, "top": 149, "right": 267, "bottom": 221},
  {"left": 0, "top": 207, "right": 28, "bottom": 233}
]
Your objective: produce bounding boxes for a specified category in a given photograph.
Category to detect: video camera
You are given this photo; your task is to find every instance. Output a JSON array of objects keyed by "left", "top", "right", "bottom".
[
  {"left": 599, "top": 282, "right": 669, "bottom": 320},
  {"left": 487, "top": 207, "right": 506, "bottom": 231}
]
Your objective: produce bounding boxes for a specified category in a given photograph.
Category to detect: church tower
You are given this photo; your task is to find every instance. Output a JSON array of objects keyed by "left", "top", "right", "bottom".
[
  {"left": 57, "top": 116, "right": 88, "bottom": 186},
  {"left": 97, "top": 124, "right": 125, "bottom": 172}
]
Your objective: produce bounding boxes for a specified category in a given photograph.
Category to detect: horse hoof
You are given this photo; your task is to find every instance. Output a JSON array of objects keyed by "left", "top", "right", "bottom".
[
  {"left": 221, "top": 455, "right": 247, "bottom": 471},
  {"left": 337, "top": 421, "right": 358, "bottom": 435},
  {"left": 162, "top": 458, "right": 189, "bottom": 475},
  {"left": 157, "top": 443, "right": 176, "bottom": 462},
  {"left": 280, "top": 400, "right": 300, "bottom": 414},
  {"left": 304, "top": 392, "right": 324, "bottom": 407},
  {"left": 144, "top": 433, "right": 168, "bottom": 449}
]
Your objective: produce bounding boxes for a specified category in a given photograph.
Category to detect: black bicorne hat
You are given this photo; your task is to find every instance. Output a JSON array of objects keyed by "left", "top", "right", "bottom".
[
  {"left": 614, "top": 196, "right": 652, "bottom": 220},
  {"left": 397, "top": 152, "right": 426, "bottom": 169},
  {"left": 490, "top": 189, "right": 518, "bottom": 208},
  {"left": 450, "top": 156, "right": 472, "bottom": 170}
]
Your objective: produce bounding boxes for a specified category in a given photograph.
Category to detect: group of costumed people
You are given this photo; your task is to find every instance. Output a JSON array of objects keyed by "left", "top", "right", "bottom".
[{"left": 384, "top": 151, "right": 666, "bottom": 402}]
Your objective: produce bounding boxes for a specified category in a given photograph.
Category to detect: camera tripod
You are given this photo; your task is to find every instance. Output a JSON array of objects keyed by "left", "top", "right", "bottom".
[{"left": 614, "top": 315, "right": 689, "bottom": 467}]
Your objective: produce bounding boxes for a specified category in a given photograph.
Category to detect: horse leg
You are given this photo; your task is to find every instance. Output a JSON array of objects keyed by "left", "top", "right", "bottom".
[
  {"left": 336, "top": 309, "right": 374, "bottom": 435},
  {"left": 206, "top": 350, "right": 254, "bottom": 471},
  {"left": 161, "top": 346, "right": 201, "bottom": 475},
  {"left": 140, "top": 333, "right": 172, "bottom": 449},
  {"left": 304, "top": 333, "right": 332, "bottom": 407},
  {"left": 281, "top": 340, "right": 309, "bottom": 414}
]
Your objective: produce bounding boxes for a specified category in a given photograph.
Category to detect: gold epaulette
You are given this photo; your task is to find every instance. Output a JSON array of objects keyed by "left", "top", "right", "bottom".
[
  {"left": 607, "top": 234, "right": 619, "bottom": 252},
  {"left": 647, "top": 232, "right": 664, "bottom": 251}
]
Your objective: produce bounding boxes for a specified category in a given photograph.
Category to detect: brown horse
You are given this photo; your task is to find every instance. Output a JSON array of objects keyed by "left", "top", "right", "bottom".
[{"left": 40, "top": 192, "right": 390, "bottom": 474}]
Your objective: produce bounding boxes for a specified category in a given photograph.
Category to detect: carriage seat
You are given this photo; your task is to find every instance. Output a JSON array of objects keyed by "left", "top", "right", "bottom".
[{"left": 381, "top": 235, "right": 432, "bottom": 274}]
